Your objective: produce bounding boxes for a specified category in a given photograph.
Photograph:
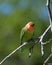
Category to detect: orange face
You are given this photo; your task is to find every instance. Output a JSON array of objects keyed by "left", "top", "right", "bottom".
[{"left": 25, "top": 22, "right": 34, "bottom": 32}]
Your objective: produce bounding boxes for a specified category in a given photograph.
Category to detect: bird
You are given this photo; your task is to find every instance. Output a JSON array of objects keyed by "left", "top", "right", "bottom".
[{"left": 20, "top": 22, "right": 35, "bottom": 57}]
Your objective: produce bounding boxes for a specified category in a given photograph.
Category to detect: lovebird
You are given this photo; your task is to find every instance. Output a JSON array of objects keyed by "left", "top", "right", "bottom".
[{"left": 20, "top": 22, "right": 35, "bottom": 57}]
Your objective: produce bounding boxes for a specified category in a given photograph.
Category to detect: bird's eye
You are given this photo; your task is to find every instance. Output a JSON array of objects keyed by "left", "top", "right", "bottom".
[{"left": 31, "top": 24, "right": 34, "bottom": 27}]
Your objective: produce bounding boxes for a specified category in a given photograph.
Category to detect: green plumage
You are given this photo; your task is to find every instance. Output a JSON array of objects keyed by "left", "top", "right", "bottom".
[
  {"left": 20, "top": 27, "right": 34, "bottom": 45},
  {"left": 20, "top": 27, "right": 34, "bottom": 57}
]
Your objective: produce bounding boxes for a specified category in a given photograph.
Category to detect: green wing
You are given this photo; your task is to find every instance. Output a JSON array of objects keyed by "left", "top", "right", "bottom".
[{"left": 20, "top": 28, "right": 26, "bottom": 45}]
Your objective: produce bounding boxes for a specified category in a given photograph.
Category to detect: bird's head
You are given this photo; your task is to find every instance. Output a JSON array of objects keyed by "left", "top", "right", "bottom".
[{"left": 25, "top": 22, "right": 35, "bottom": 32}]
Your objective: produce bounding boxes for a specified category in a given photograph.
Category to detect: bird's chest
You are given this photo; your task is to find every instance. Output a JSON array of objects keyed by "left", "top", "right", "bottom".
[
  {"left": 23, "top": 31, "right": 33, "bottom": 42},
  {"left": 22, "top": 31, "right": 34, "bottom": 51}
]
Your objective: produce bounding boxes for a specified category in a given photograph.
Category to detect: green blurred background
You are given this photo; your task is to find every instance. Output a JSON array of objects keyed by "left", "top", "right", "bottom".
[{"left": 0, "top": 0, "right": 52, "bottom": 65}]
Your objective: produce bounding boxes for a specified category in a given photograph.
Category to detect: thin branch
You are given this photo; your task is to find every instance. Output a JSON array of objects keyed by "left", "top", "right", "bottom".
[
  {"left": 43, "top": 38, "right": 52, "bottom": 44},
  {"left": 0, "top": 42, "right": 28, "bottom": 65},
  {"left": 43, "top": 53, "right": 52, "bottom": 65},
  {"left": 39, "top": 25, "right": 51, "bottom": 56},
  {"left": 39, "top": 25, "right": 51, "bottom": 43},
  {"left": 39, "top": 25, "right": 51, "bottom": 44},
  {"left": 46, "top": 0, "right": 52, "bottom": 31},
  {"left": 43, "top": 1, "right": 52, "bottom": 64},
  {"left": 0, "top": 38, "right": 39, "bottom": 65}
]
